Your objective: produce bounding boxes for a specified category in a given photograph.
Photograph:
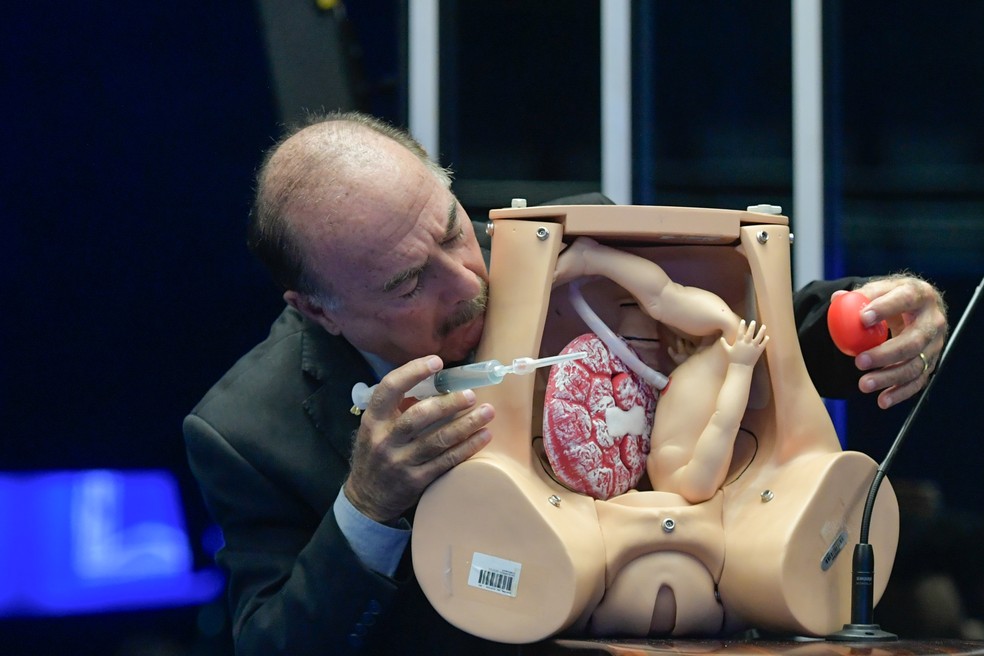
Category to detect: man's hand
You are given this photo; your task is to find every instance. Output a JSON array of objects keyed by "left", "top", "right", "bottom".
[
  {"left": 344, "top": 355, "right": 495, "bottom": 523},
  {"left": 845, "top": 275, "right": 948, "bottom": 409}
]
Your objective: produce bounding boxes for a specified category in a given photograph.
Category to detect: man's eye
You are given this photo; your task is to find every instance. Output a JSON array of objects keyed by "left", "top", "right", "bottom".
[
  {"left": 443, "top": 227, "right": 464, "bottom": 246},
  {"left": 401, "top": 280, "right": 422, "bottom": 299}
]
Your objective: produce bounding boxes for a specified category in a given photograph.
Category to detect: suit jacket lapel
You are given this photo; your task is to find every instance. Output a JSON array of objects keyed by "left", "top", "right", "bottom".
[{"left": 298, "top": 317, "right": 374, "bottom": 464}]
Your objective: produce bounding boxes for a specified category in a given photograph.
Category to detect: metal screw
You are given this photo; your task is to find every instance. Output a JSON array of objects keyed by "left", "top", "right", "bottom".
[
  {"left": 536, "top": 226, "right": 550, "bottom": 241},
  {"left": 757, "top": 231, "right": 769, "bottom": 244},
  {"left": 548, "top": 495, "right": 561, "bottom": 507},
  {"left": 761, "top": 489, "right": 775, "bottom": 502},
  {"left": 661, "top": 517, "right": 676, "bottom": 533},
  {"left": 789, "top": 232, "right": 795, "bottom": 245},
  {"left": 486, "top": 221, "right": 494, "bottom": 237}
]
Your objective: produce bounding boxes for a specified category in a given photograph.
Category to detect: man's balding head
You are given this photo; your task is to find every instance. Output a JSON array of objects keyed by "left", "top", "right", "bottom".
[{"left": 248, "top": 112, "right": 452, "bottom": 297}]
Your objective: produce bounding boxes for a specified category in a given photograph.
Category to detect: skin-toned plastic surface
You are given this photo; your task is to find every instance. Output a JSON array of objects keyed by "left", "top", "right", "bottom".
[
  {"left": 553, "top": 237, "right": 769, "bottom": 504},
  {"left": 412, "top": 205, "right": 899, "bottom": 643},
  {"left": 539, "top": 638, "right": 984, "bottom": 655}
]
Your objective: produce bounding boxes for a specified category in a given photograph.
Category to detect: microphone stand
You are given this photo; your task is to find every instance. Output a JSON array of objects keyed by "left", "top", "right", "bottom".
[{"left": 828, "top": 275, "right": 983, "bottom": 642}]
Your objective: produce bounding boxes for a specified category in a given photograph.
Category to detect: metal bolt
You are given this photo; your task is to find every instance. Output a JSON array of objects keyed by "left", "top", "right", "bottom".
[
  {"left": 757, "top": 231, "right": 769, "bottom": 244},
  {"left": 548, "top": 495, "right": 562, "bottom": 507},
  {"left": 486, "top": 221, "right": 494, "bottom": 237},
  {"left": 761, "top": 489, "right": 775, "bottom": 502},
  {"left": 536, "top": 227, "right": 550, "bottom": 241},
  {"left": 661, "top": 517, "right": 676, "bottom": 533},
  {"left": 789, "top": 232, "right": 795, "bottom": 245}
]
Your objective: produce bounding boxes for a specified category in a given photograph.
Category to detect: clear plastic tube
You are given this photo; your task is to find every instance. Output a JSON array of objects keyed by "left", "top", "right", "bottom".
[
  {"left": 420, "top": 360, "right": 506, "bottom": 395},
  {"left": 568, "top": 278, "right": 668, "bottom": 390},
  {"left": 351, "top": 351, "right": 588, "bottom": 411}
]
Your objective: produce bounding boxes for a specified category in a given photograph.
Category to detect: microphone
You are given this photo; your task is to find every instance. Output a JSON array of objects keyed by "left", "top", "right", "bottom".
[{"left": 827, "top": 275, "right": 984, "bottom": 642}]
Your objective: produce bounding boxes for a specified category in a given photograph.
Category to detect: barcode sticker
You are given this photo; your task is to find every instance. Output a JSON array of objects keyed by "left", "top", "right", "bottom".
[
  {"left": 468, "top": 552, "right": 522, "bottom": 597},
  {"left": 820, "top": 528, "right": 849, "bottom": 571}
]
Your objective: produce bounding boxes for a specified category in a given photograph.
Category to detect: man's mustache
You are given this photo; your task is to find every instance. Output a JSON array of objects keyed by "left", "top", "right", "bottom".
[{"left": 439, "top": 278, "right": 488, "bottom": 337}]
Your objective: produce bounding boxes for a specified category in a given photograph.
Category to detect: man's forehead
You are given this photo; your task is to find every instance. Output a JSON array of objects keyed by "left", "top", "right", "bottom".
[{"left": 326, "top": 196, "right": 458, "bottom": 294}]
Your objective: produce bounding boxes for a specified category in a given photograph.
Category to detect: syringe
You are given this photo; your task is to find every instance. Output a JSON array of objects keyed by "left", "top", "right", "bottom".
[{"left": 351, "top": 351, "right": 588, "bottom": 411}]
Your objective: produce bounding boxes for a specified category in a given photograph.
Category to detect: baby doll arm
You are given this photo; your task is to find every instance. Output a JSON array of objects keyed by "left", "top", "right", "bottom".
[
  {"left": 555, "top": 237, "right": 740, "bottom": 340},
  {"left": 657, "top": 321, "right": 769, "bottom": 503}
]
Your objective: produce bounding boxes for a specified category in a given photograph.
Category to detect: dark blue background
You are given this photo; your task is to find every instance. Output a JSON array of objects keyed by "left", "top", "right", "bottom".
[
  {"left": 2, "top": 5, "right": 281, "bottom": 652},
  {"left": 2, "top": 1, "right": 982, "bottom": 653}
]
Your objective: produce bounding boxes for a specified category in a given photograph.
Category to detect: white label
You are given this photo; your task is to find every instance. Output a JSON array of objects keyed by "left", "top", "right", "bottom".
[
  {"left": 820, "top": 528, "right": 850, "bottom": 571},
  {"left": 468, "top": 552, "right": 522, "bottom": 597}
]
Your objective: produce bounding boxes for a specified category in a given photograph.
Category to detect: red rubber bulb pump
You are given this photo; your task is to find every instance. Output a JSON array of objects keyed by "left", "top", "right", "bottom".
[{"left": 827, "top": 291, "right": 889, "bottom": 357}]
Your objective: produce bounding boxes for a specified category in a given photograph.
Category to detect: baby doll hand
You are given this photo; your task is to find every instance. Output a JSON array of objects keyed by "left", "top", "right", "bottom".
[
  {"left": 553, "top": 237, "right": 602, "bottom": 287},
  {"left": 722, "top": 320, "right": 769, "bottom": 367},
  {"left": 667, "top": 335, "right": 699, "bottom": 365}
]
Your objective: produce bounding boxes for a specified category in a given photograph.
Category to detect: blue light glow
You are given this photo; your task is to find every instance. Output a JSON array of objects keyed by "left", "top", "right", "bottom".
[{"left": 0, "top": 469, "right": 224, "bottom": 617}]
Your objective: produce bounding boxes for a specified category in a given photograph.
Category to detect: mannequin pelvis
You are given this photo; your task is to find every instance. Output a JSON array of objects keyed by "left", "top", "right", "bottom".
[{"left": 412, "top": 205, "right": 899, "bottom": 643}]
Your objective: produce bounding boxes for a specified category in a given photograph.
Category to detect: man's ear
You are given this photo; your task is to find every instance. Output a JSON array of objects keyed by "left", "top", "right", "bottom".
[{"left": 283, "top": 290, "right": 342, "bottom": 335}]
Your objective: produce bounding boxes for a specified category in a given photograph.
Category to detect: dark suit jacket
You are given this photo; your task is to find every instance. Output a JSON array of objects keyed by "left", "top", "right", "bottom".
[
  {"left": 185, "top": 261, "right": 863, "bottom": 655},
  {"left": 184, "top": 308, "right": 521, "bottom": 655}
]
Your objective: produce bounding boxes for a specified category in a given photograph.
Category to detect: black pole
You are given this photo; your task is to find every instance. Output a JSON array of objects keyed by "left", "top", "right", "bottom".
[{"left": 828, "top": 275, "right": 984, "bottom": 642}]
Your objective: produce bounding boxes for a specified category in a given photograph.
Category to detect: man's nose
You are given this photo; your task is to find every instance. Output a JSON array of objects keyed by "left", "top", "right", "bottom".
[{"left": 435, "top": 253, "right": 483, "bottom": 302}]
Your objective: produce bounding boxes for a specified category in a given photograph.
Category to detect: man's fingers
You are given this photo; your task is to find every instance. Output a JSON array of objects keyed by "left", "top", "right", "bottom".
[
  {"left": 876, "top": 376, "right": 924, "bottom": 409},
  {"left": 430, "top": 426, "right": 493, "bottom": 471},
  {"left": 368, "top": 355, "right": 444, "bottom": 414},
  {"left": 389, "top": 389, "right": 479, "bottom": 443},
  {"left": 859, "top": 354, "right": 927, "bottom": 397},
  {"left": 408, "top": 402, "right": 495, "bottom": 464},
  {"left": 857, "top": 278, "right": 937, "bottom": 326},
  {"left": 347, "top": 390, "right": 493, "bottom": 521},
  {"left": 856, "top": 318, "right": 939, "bottom": 372}
]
